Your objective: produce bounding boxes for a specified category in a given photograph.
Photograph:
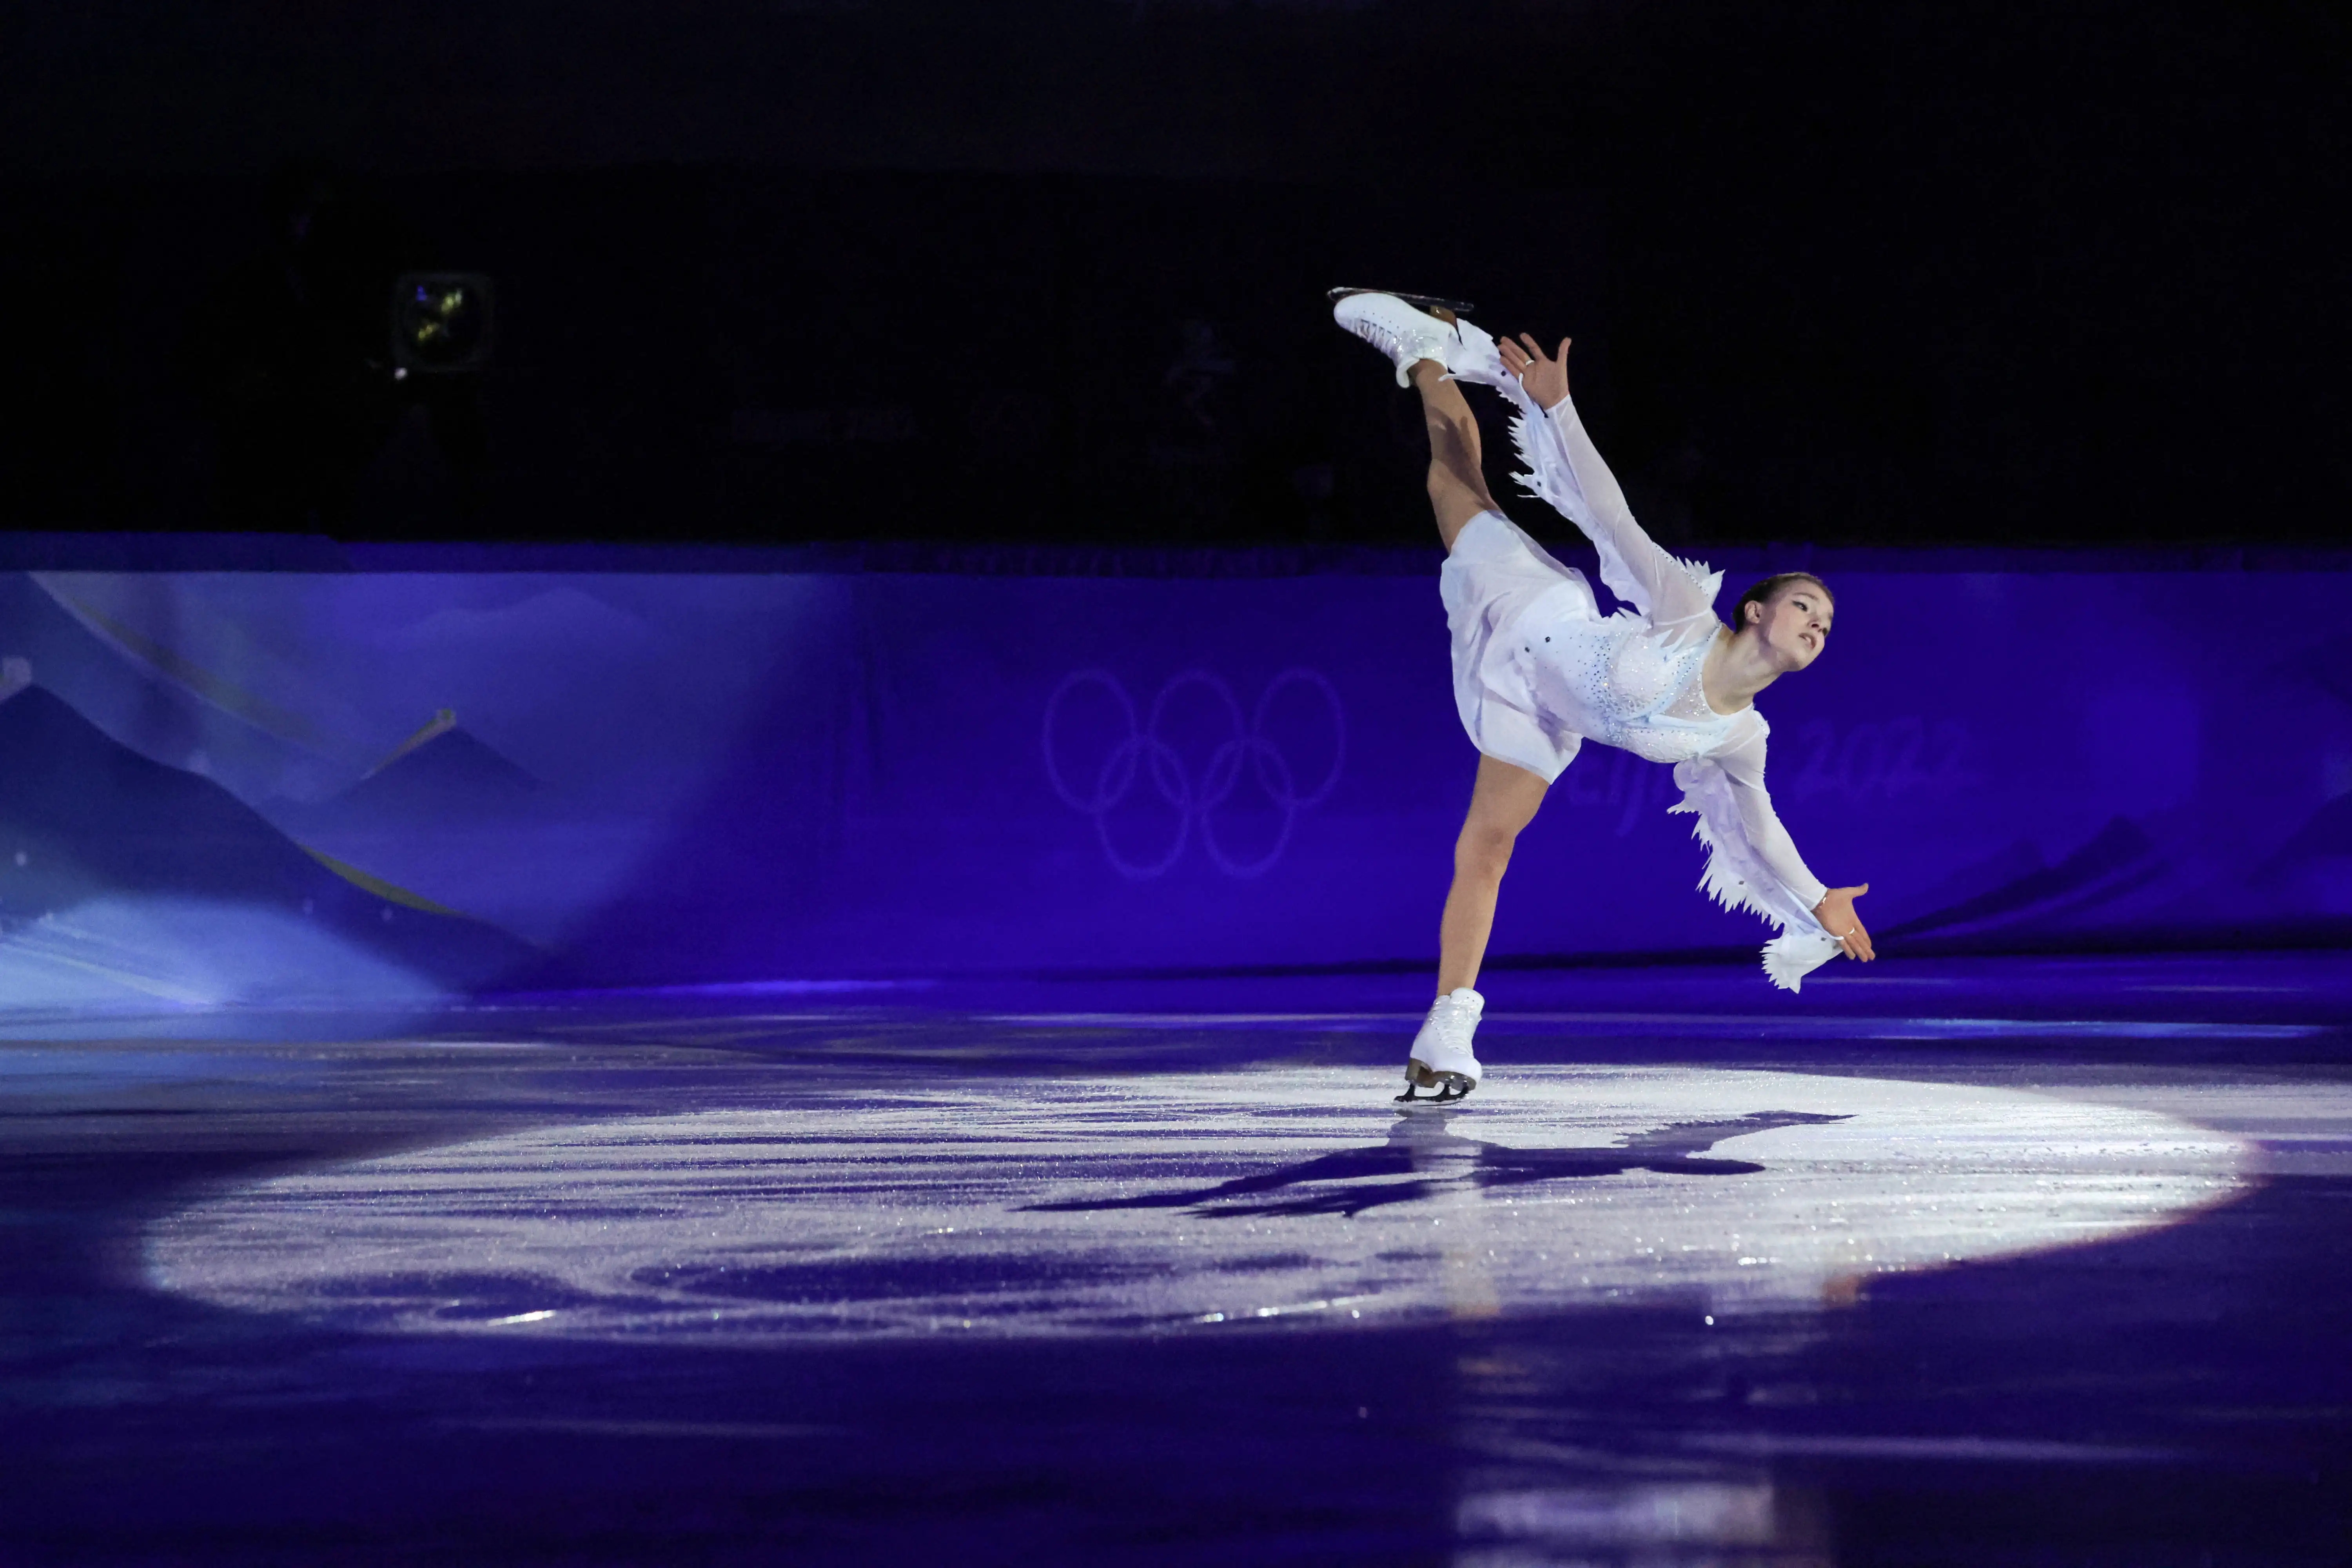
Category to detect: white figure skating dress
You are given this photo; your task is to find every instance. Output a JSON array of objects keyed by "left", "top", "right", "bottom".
[{"left": 1441, "top": 329, "right": 1845, "bottom": 991}]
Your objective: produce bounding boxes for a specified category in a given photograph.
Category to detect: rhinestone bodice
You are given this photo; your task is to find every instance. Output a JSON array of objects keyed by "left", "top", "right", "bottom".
[{"left": 1510, "top": 601, "right": 1750, "bottom": 766}]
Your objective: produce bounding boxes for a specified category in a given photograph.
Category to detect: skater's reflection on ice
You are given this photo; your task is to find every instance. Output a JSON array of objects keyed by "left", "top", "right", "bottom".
[{"left": 1024, "top": 1109, "right": 1851, "bottom": 1221}]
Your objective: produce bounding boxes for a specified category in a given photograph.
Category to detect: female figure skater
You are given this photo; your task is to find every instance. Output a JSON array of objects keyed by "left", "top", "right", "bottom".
[{"left": 1331, "top": 290, "right": 1874, "bottom": 1102}]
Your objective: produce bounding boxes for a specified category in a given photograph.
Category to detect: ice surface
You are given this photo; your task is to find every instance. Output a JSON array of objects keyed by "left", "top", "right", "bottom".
[{"left": 146, "top": 1065, "right": 2249, "bottom": 1342}]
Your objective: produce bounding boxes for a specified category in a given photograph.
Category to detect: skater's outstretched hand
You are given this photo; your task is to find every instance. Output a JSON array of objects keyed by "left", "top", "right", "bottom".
[
  {"left": 1813, "top": 884, "right": 1875, "bottom": 962},
  {"left": 1499, "top": 333, "right": 1571, "bottom": 411}
]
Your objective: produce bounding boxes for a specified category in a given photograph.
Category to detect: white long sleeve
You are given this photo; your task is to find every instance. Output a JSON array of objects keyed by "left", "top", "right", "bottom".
[
  {"left": 1708, "top": 724, "right": 1829, "bottom": 911},
  {"left": 1441, "top": 321, "right": 1724, "bottom": 642},
  {"left": 1671, "top": 724, "right": 1842, "bottom": 991},
  {"left": 1528, "top": 396, "right": 1723, "bottom": 640}
]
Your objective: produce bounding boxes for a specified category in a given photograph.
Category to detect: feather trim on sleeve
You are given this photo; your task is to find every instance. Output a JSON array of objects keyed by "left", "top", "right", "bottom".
[
  {"left": 1443, "top": 319, "right": 1719, "bottom": 637},
  {"left": 1669, "top": 757, "right": 1844, "bottom": 992}
]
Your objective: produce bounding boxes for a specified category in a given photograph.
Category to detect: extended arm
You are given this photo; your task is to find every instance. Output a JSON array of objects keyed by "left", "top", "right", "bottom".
[
  {"left": 1494, "top": 334, "right": 1720, "bottom": 635},
  {"left": 1715, "top": 727, "right": 1874, "bottom": 962}
]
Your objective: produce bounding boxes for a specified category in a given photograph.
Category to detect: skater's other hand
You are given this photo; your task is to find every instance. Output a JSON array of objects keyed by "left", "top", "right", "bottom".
[
  {"left": 1500, "top": 334, "right": 1571, "bottom": 410},
  {"left": 1814, "top": 885, "right": 1874, "bottom": 962}
]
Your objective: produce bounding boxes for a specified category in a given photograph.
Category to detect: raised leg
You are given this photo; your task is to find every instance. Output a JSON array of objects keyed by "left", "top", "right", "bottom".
[
  {"left": 1437, "top": 753, "right": 1549, "bottom": 995},
  {"left": 1408, "top": 359, "right": 1500, "bottom": 552}
]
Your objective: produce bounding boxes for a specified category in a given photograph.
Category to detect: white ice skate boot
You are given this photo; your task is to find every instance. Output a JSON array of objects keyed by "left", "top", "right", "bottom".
[
  {"left": 1331, "top": 290, "right": 1470, "bottom": 387},
  {"left": 1398, "top": 986, "right": 1484, "bottom": 1102}
]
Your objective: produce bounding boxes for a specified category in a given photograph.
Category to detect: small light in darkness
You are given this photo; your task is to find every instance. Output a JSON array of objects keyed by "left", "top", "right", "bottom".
[{"left": 390, "top": 272, "right": 494, "bottom": 374}]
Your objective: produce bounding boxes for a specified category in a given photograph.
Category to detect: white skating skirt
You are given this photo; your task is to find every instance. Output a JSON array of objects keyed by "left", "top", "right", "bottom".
[{"left": 1438, "top": 510, "right": 1598, "bottom": 783}]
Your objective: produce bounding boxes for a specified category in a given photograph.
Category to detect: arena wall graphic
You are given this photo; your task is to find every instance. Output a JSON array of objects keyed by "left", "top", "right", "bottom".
[{"left": 1, "top": 551, "right": 2347, "bottom": 1010}]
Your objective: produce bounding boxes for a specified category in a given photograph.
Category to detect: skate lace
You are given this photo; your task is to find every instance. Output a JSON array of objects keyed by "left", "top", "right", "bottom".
[
  {"left": 1352, "top": 319, "right": 1408, "bottom": 360},
  {"left": 1426, "top": 997, "right": 1479, "bottom": 1049},
  {"left": 1346, "top": 303, "right": 1447, "bottom": 367}
]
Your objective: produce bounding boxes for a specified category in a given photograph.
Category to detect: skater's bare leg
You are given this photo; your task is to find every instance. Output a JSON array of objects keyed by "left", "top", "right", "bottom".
[
  {"left": 1410, "top": 359, "right": 1499, "bottom": 552},
  {"left": 1437, "top": 753, "right": 1548, "bottom": 995}
]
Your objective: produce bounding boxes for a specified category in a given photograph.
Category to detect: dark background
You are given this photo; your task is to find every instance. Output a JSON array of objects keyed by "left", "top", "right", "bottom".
[{"left": 2, "top": 0, "right": 2345, "bottom": 550}]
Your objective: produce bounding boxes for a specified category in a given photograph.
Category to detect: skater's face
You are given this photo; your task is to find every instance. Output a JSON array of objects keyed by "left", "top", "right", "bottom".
[{"left": 1747, "top": 585, "right": 1833, "bottom": 669}]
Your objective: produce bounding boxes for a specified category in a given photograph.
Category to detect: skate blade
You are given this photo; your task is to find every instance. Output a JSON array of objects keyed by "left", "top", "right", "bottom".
[
  {"left": 1394, "top": 1063, "right": 1476, "bottom": 1103},
  {"left": 1328, "top": 285, "right": 1477, "bottom": 321}
]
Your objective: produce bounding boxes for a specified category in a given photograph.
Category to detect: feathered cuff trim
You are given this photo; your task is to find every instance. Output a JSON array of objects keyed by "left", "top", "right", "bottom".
[{"left": 1671, "top": 760, "right": 1840, "bottom": 992}]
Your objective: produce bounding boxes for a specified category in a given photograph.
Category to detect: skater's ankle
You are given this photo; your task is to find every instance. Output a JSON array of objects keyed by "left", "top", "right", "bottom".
[{"left": 1405, "top": 357, "right": 1450, "bottom": 389}]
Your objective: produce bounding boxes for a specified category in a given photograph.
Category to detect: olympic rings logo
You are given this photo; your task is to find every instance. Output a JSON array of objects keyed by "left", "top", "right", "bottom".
[{"left": 1043, "top": 668, "right": 1346, "bottom": 879}]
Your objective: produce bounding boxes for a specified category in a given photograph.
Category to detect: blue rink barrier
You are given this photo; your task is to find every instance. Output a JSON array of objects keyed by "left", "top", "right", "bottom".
[{"left": 1, "top": 542, "right": 2347, "bottom": 1002}]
